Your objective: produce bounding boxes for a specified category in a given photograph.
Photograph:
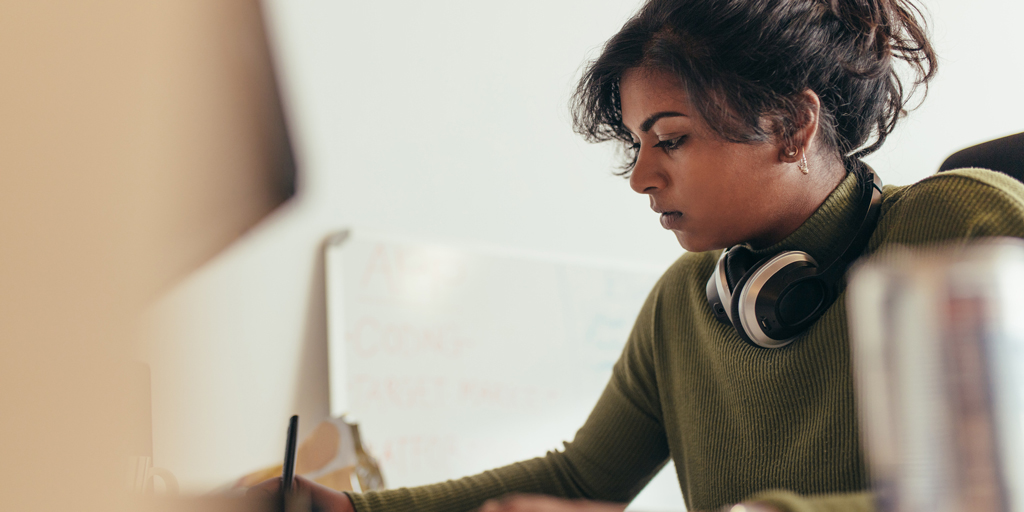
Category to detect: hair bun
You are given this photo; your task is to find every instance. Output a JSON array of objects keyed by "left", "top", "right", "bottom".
[{"left": 824, "top": 0, "right": 936, "bottom": 156}]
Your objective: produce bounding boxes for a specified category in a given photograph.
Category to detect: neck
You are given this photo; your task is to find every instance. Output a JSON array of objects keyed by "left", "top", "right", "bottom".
[{"left": 747, "top": 154, "right": 847, "bottom": 250}]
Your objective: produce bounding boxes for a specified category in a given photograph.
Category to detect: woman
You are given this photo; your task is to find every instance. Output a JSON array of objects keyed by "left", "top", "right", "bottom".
[{"left": 253, "top": 0, "right": 1024, "bottom": 510}]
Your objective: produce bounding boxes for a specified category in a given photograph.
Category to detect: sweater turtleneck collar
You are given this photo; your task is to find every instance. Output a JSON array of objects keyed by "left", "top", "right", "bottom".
[{"left": 746, "top": 167, "right": 865, "bottom": 268}]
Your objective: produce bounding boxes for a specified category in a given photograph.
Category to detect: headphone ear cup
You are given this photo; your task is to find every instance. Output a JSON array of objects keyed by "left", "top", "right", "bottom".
[
  {"left": 706, "top": 250, "right": 733, "bottom": 324},
  {"left": 732, "top": 251, "right": 820, "bottom": 349},
  {"left": 775, "top": 275, "right": 829, "bottom": 327},
  {"left": 724, "top": 245, "right": 757, "bottom": 288},
  {"left": 728, "top": 263, "right": 763, "bottom": 348}
]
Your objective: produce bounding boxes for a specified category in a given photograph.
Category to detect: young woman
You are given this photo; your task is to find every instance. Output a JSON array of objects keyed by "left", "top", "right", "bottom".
[{"left": 253, "top": 0, "right": 1024, "bottom": 510}]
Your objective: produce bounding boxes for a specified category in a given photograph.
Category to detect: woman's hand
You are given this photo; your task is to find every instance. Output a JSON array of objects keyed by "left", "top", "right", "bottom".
[
  {"left": 246, "top": 475, "right": 355, "bottom": 512},
  {"left": 477, "top": 495, "right": 626, "bottom": 512}
]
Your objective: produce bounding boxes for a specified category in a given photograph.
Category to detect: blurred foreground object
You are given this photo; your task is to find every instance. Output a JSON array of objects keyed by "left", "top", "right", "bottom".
[
  {"left": 144, "top": 493, "right": 321, "bottom": 512},
  {"left": 0, "top": 0, "right": 294, "bottom": 510},
  {"left": 233, "top": 417, "right": 384, "bottom": 493},
  {"left": 144, "top": 495, "right": 275, "bottom": 512},
  {"left": 129, "top": 455, "right": 180, "bottom": 495},
  {"left": 848, "top": 238, "right": 1024, "bottom": 512},
  {"left": 126, "top": 363, "right": 180, "bottom": 495}
]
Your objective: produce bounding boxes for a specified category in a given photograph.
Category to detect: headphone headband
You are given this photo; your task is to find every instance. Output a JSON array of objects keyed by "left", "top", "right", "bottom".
[{"left": 814, "top": 165, "right": 884, "bottom": 288}]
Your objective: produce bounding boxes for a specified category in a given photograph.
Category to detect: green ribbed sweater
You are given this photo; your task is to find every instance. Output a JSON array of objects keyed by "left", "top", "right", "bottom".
[{"left": 350, "top": 168, "right": 1024, "bottom": 512}]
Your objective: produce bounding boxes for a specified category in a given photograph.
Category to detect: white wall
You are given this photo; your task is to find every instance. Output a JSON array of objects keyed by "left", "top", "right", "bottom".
[
  {"left": 862, "top": 1, "right": 1024, "bottom": 184},
  {"left": 140, "top": 0, "right": 1024, "bottom": 503}
]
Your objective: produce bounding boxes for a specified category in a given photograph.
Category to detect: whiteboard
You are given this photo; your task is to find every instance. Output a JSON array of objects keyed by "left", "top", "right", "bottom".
[{"left": 325, "top": 230, "right": 686, "bottom": 510}]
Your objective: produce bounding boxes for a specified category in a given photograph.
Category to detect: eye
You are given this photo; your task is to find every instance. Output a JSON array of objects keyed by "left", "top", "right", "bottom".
[{"left": 654, "top": 135, "right": 687, "bottom": 151}]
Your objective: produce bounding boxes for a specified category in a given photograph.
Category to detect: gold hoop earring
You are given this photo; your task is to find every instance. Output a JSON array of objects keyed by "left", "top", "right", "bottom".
[{"left": 798, "top": 154, "right": 809, "bottom": 175}]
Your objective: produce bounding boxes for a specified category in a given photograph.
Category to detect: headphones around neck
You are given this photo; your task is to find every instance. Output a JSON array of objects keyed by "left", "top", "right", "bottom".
[{"left": 705, "top": 165, "right": 883, "bottom": 349}]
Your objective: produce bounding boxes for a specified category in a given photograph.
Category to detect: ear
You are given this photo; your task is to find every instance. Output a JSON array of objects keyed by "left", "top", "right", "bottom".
[{"left": 777, "top": 89, "right": 822, "bottom": 163}]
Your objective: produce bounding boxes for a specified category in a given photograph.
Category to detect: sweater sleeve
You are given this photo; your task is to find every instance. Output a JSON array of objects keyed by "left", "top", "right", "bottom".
[{"left": 347, "top": 286, "right": 672, "bottom": 512}]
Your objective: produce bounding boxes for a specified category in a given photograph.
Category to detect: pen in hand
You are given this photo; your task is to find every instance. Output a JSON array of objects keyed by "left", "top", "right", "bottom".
[{"left": 282, "top": 415, "right": 299, "bottom": 495}]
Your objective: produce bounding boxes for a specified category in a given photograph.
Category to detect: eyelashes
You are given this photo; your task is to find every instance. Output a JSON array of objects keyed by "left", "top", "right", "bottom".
[
  {"left": 624, "top": 135, "right": 689, "bottom": 173},
  {"left": 654, "top": 135, "right": 687, "bottom": 150},
  {"left": 630, "top": 135, "right": 688, "bottom": 152}
]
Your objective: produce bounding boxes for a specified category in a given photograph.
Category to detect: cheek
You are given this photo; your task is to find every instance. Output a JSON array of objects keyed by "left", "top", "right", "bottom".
[
  {"left": 673, "top": 156, "right": 775, "bottom": 250},
  {"left": 694, "top": 146, "right": 778, "bottom": 209},
  {"left": 674, "top": 153, "right": 743, "bottom": 214}
]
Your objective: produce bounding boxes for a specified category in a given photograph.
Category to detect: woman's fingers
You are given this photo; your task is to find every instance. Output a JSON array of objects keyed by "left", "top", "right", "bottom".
[
  {"left": 293, "top": 476, "right": 355, "bottom": 512},
  {"left": 244, "top": 475, "right": 354, "bottom": 512},
  {"left": 245, "top": 476, "right": 284, "bottom": 501}
]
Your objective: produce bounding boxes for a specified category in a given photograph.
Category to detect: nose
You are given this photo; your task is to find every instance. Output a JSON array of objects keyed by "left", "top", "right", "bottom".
[{"left": 628, "top": 147, "right": 667, "bottom": 195}]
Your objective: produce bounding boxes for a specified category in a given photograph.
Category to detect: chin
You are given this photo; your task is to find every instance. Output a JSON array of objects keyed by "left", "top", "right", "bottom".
[{"left": 673, "top": 231, "right": 726, "bottom": 253}]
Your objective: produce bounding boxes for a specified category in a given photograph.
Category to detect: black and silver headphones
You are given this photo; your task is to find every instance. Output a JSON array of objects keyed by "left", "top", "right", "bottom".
[{"left": 705, "top": 163, "right": 883, "bottom": 349}]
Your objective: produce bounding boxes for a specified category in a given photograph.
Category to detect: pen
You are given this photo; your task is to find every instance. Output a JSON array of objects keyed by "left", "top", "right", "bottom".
[{"left": 282, "top": 415, "right": 299, "bottom": 495}]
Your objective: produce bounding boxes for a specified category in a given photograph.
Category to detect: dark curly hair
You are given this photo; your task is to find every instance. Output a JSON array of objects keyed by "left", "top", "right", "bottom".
[{"left": 571, "top": 0, "right": 937, "bottom": 174}]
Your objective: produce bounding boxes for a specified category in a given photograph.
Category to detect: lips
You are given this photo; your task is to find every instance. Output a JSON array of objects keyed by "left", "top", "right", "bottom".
[{"left": 659, "top": 211, "right": 683, "bottom": 230}]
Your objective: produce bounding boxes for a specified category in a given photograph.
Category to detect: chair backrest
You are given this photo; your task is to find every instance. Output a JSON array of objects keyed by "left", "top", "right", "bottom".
[{"left": 939, "top": 132, "right": 1024, "bottom": 184}]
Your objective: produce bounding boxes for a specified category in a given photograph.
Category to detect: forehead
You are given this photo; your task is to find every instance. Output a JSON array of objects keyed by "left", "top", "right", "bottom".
[{"left": 619, "top": 68, "right": 694, "bottom": 131}]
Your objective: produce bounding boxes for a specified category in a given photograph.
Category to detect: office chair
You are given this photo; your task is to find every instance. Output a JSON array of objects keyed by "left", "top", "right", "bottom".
[{"left": 939, "top": 132, "right": 1024, "bottom": 184}]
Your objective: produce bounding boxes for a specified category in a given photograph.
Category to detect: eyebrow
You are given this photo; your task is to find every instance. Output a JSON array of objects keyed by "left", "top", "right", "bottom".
[{"left": 640, "top": 111, "right": 688, "bottom": 132}]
